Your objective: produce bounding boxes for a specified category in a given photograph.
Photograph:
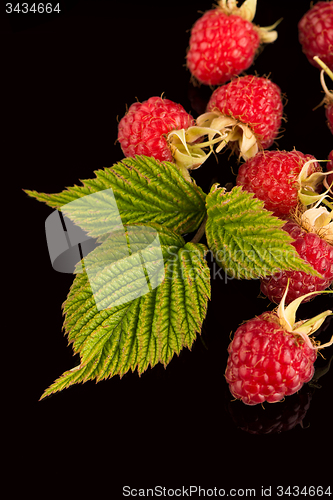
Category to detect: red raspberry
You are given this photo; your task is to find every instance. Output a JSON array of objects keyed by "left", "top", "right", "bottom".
[
  {"left": 206, "top": 75, "right": 283, "bottom": 151},
  {"left": 186, "top": 1, "right": 278, "bottom": 86},
  {"left": 236, "top": 150, "right": 321, "bottom": 217},
  {"left": 298, "top": 1, "right": 333, "bottom": 70},
  {"left": 117, "top": 96, "right": 195, "bottom": 162},
  {"left": 225, "top": 311, "right": 317, "bottom": 406},
  {"left": 187, "top": 9, "right": 260, "bottom": 86},
  {"left": 260, "top": 220, "right": 333, "bottom": 305}
]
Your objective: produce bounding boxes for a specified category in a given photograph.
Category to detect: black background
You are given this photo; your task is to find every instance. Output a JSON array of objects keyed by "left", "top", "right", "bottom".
[{"left": 5, "top": 0, "right": 333, "bottom": 496}]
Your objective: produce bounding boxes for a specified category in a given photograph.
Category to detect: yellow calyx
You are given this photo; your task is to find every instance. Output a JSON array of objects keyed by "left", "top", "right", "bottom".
[
  {"left": 167, "top": 125, "right": 227, "bottom": 180},
  {"left": 217, "top": 0, "right": 280, "bottom": 44},
  {"left": 297, "top": 159, "right": 333, "bottom": 206},
  {"left": 196, "top": 111, "right": 258, "bottom": 160},
  {"left": 300, "top": 195, "right": 333, "bottom": 244},
  {"left": 277, "top": 281, "right": 333, "bottom": 350},
  {"left": 217, "top": 0, "right": 257, "bottom": 21}
]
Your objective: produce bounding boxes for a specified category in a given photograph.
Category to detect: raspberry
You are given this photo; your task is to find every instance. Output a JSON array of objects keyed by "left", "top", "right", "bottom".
[
  {"left": 298, "top": 1, "right": 333, "bottom": 70},
  {"left": 260, "top": 219, "right": 333, "bottom": 305},
  {"left": 207, "top": 76, "right": 283, "bottom": 148},
  {"left": 117, "top": 96, "right": 195, "bottom": 163},
  {"left": 186, "top": 0, "right": 278, "bottom": 86},
  {"left": 225, "top": 311, "right": 317, "bottom": 406},
  {"left": 236, "top": 150, "right": 322, "bottom": 217},
  {"left": 187, "top": 10, "right": 260, "bottom": 86},
  {"left": 196, "top": 75, "right": 284, "bottom": 159}
]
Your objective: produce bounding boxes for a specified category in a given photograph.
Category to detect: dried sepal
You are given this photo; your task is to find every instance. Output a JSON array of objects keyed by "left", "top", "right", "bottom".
[
  {"left": 196, "top": 111, "right": 258, "bottom": 160},
  {"left": 297, "top": 159, "right": 332, "bottom": 206},
  {"left": 167, "top": 125, "right": 227, "bottom": 175},
  {"left": 216, "top": 0, "right": 280, "bottom": 42},
  {"left": 277, "top": 281, "right": 333, "bottom": 350},
  {"left": 300, "top": 194, "right": 333, "bottom": 245}
]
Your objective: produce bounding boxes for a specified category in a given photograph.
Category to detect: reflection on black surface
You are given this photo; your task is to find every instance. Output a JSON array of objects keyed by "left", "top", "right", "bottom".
[{"left": 225, "top": 385, "right": 313, "bottom": 435}]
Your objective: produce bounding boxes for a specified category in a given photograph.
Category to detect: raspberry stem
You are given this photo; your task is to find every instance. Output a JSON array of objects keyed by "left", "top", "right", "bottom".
[
  {"left": 190, "top": 216, "right": 208, "bottom": 244},
  {"left": 313, "top": 56, "right": 333, "bottom": 114},
  {"left": 314, "top": 56, "right": 333, "bottom": 81}
]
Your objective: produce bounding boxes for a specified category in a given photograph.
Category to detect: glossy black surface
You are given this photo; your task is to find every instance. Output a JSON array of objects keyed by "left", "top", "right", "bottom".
[{"left": 8, "top": 0, "right": 332, "bottom": 495}]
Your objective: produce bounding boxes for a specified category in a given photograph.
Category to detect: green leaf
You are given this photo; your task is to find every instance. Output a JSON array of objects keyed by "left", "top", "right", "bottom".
[
  {"left": 24, "top": 155, "right": 207, "bottom": 236},
  {"left": 40, "top": 224, "right": 211, "bottom": 399},
  {"left": 205, "top": 184, "right": 322, "bottom": 280}
]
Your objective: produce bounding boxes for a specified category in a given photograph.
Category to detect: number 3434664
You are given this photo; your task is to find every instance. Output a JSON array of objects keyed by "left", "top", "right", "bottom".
[
  {"left": 277, "top": 486, "right": 331, "bottom": 497},
  {"left": 6, "top": 3, "right": 61, "bottom": 14}
]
